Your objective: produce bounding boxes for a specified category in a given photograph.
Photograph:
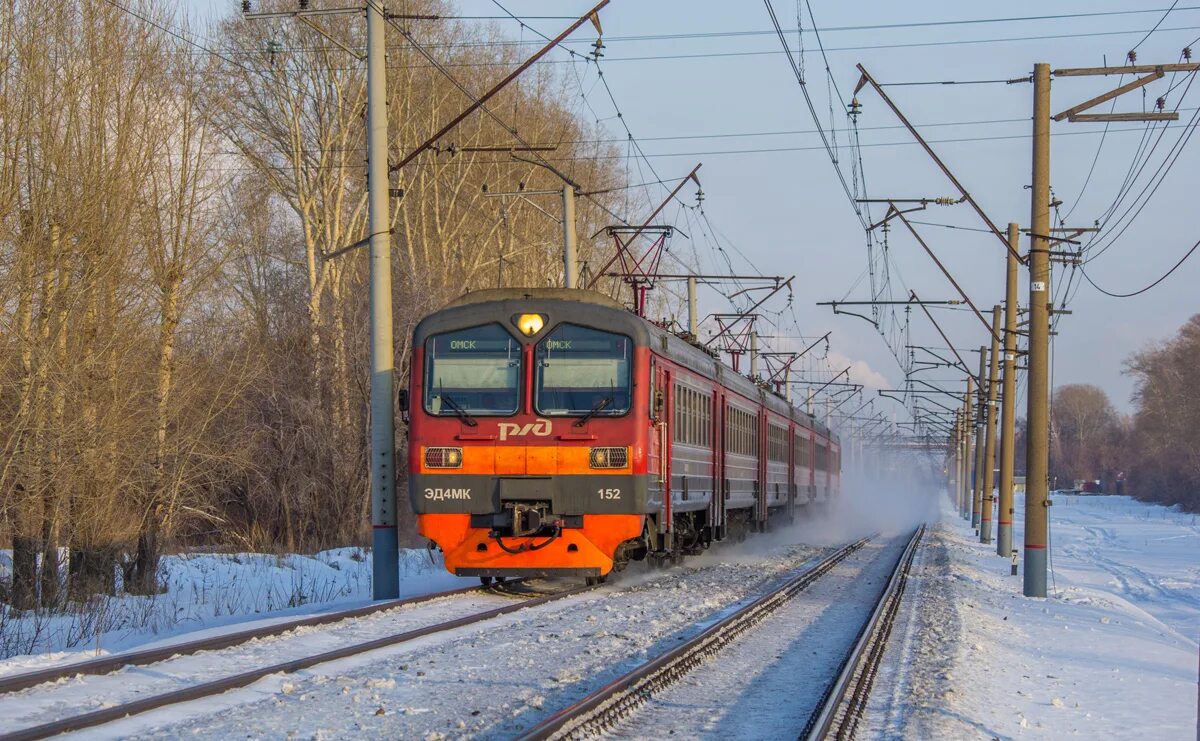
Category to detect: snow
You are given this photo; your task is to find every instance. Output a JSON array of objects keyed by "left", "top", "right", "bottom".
[
  {"left": 871, "top": 492, "right": 1199, "bottom": 739},
  {"left": 614, "top": 532, "right": 915, "bottom": 739},
  {"left": 3, "top": 486, "right": 1195, "bottom": 739},
  {"left": 0, "top": 590, "right": 514, "bottom": 736},
  {"left": 92, "top": 541, "right": 833, "bottom": 740},
  {"left": 0, "top": 548, "right": 461, "bottom": 671}
]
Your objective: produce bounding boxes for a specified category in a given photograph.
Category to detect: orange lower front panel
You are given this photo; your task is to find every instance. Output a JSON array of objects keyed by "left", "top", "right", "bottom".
[{"left": 418, "top": 513, "right": 644, "bottom": 578}]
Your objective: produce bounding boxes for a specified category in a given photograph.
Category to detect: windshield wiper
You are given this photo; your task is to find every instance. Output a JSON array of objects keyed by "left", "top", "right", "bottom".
[
  {"left": 439, "top": 394, "right": 478, "bottom": 427},
  {"left": 574, "top": 395, "right": 613, "bottom": 427}
]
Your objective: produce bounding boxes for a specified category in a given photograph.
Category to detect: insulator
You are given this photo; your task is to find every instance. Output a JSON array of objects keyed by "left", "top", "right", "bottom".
[
  {"left": 1156, "top": 96, "right": 1166, "bottom": 111},
  {"left": 241, "top": 0, "right": 250, "bottom": 11},
  {"left": 1184, "top": 47, "right": 1192, "bottom": 61},
  {"left": 299, "top": 0, "right": 308, "bottom": 8},
  {"left": 1127, "top": 50, "right": 1137, "bottom": 64}
]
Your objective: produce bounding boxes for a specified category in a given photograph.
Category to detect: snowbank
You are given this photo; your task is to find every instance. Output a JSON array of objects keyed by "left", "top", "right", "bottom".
[
  {"left": 872, "top": 492, "right": 1199, "bottom": 738},
  {"left": 0, "top": 547, "right": 460, "bottom": 669}
]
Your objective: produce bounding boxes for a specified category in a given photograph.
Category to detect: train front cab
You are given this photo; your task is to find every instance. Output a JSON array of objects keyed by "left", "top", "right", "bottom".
[{"left": 408, "top": 291, "right": 654, "bottom": 581}]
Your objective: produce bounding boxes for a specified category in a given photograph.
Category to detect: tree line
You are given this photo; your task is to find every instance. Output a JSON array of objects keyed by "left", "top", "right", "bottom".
[
  {"left": 0, "top": 0, "right": 634, "bottom": 610},
  {"left": 1045, "top": 314, "right": 1200, "bottom": 512}
]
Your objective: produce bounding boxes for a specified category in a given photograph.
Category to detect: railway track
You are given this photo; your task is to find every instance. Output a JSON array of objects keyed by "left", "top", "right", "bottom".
[
  {"left": 803, "top": 524, "right": 925, "bottom": 740},
  {"left": 0, "top": 579, "right": 591, "bottom": 741},
  {"left": 517, "top": 528, "right": 924, "bottom": 741},
  {"left": 0, "top": 583, "right": 487, "bottom": 696}
]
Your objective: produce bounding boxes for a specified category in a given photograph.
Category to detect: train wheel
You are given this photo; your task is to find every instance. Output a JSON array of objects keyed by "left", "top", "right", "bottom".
[
  {"left": 480, "top": 576, "right": 493, "bottom": 587},
  {"left": 585, "top": 575, "right": 608, "bottom": 587}
]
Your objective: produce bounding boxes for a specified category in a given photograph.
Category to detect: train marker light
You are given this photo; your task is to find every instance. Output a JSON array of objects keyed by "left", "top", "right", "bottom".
[
  {"left": 425, "top": 447, "right": 463, "bottom": 469},
  {"left": 589, "top": 447, "right": 628, "bottom": 469},
  {"left": 514, "top": 313, "right": 546, "bottom": 336}
]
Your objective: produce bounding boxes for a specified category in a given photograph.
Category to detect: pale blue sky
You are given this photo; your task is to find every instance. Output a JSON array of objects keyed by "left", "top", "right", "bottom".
[{"left": 185, "top": 1, "right": 1200, "bottom": 415}]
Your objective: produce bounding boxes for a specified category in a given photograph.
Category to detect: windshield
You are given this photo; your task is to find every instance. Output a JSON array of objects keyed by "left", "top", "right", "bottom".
[
  {"left": 424, "top": 324, "right": 521, "bottom": 416},
  {"left": 535, "top": 323, "right": 632, "bottom": 416}
]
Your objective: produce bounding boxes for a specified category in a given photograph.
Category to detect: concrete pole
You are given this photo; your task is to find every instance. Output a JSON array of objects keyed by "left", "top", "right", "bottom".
[
  {"left": 997, "top": 223, "right": 1020, "bottom": 557},
  {"left": 687, "top": 275, "right": 698, "bottom": 336},
  {"left": 950, "top": 410, "right": 960, "bottom": 508},
  {"left": 1025, "top": 63, "right": 1051, "bottom": 598},
  {"left": 980, "top": 306, "right": 1002, "bottom": 544},
  {"left": 750, "top": 331, "right": 759, "bottom": 378},
  {"left": 961, "top": 378, "right": 973, "bottom": 519},
  {"left": 806, "top": 386, "right": 813, "bottom": 416},
  {"left": 973, "top": 348, "right": 987, "bottom": 529},
  {"left": 562, "top": 185, "right": 578, "bottom": 288},
  {"left": 366, "top": 1, "right": 398, "bottom": 600}
]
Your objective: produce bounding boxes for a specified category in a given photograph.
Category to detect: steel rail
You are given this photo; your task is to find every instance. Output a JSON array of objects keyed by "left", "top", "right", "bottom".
[
  {"left": 0, "top": 583, "right": 489, "bottom": 695},
  {"left": 802, "top": 525, "right": 926, "bottom": 740},
  {"left": 515, "top": 535, "right": 874, "bottom": 741},
  {"left": 0, "top": 581, "right": 593, "bottom": 741}
]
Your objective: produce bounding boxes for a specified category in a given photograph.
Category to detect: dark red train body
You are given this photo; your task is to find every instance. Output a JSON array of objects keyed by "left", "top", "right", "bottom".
[{"left": 407, "top": 289, "right": 840, "bottom": 582}]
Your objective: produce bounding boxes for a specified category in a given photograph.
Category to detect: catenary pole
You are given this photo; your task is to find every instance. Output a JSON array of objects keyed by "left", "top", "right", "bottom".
[
  {"left": 954, "top": 409, "right": 962, "bottom": 515},
  {"left": 962, "top": 377, "right": 974, "bottom": 520},
  {"left": 981, "top": 305, "right": 1002, "bottom": 544},
  {"left": 366, "top": 0, "right": 398, "bottom": 599},
  {"left": 562, "top": 185, "right": 578, "bottom": 288},
  {"left": 973, "top": 349, "right": 987, "bottom": 529},
  {"left": 998, "top": 224, "right": 1020, "bottom": 557},
  {"left": 1025, "top": 63, "right": 1052, "bottom": 598},
  {"left": 687, "top": 275, "right": 698, "bottom": 336},
  {"left": 952, "top": 412, "right": 962, "bottom": 512}
]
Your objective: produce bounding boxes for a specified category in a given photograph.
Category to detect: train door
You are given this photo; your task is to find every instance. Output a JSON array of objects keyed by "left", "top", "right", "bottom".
[
  {"left": 786, "top": 424, "right": 796, "bottom": 521},
  {"left": 756, "top": 409, "right": 767, "bottom": 529},
  {"left": 650, "top": 360, "right": 673, "bottom": 552},
  {"left": 710, "top": 391, "right": 725, "bottom": 540},
  {"left": 808, "top": 432, "right": 817, "bottom": 501}
]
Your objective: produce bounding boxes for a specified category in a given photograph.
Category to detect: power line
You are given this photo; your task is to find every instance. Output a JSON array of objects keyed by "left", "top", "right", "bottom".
[
  {"left": 880, "top": 78, "right": 1025, "bottom": 86},
  {"left": 1131, "top": 0, "right": 1182, "bottom": 53},
  {"left": 376, "top": 8, "right": 1200, "bottom": 47},
  {"left": 177, "top": 122, "right": 1180, "bottom": 175},
  {"left": 488, "top": 0, "right": 689, "bottom": 215},
  {"left": 102, "top": 0, "right": 315, "bottom": 101},
  {"left": 143, "top": 25, "right": 1200, "bottom": 65},
  {"left": 368, "top": 0, "right": 633, "bottom": 228},
  {"left": 764, "top": 0, "right": 864, "bottom": 228},
  {"left": 1082, "top": 71, "right": 1200, "bottom": 262},
  {"left": 1080, "top": 236, "right": 1199, "bottom": 297}
]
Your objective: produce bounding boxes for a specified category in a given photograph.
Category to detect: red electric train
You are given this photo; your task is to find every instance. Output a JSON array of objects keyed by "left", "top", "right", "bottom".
[{"left": 405, "top": 288, "right": 840, "bottom": 584}]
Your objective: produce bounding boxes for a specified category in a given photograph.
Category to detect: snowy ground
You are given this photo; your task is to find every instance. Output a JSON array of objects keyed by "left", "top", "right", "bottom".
[
  {"left": 64, "top": 539, "right": 838, "bottom": 740},
  {"left": 0, "top": 548, "right": 459, "bottom": 668},
  {"left": 615, "top": 532, "right": 914, "bottom": 740},
  {"left": 8, "top": 485, "right": 1193, "bottom": 739},
  {"left": 871, "top": 492, "right": 1199, "bottom": 739},
  {"left": 0, "top": 589, "right": 517, "bottom": 736}
]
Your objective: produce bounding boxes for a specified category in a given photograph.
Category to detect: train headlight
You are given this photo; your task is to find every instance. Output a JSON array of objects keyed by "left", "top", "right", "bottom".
[
  {"left": 589, "top": 447, "right": 628, "bottom": 469},
  {"left": 425, "top": 447, "right": 463, "bottom": 469},
  {"left": 513, "top": 313, "right": 546, "bottom": 336}
]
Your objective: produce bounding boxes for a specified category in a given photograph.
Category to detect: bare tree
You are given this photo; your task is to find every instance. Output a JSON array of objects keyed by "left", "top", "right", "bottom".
[{"left": 1125, "top": 314, "right": 1200, "bottom": 511}]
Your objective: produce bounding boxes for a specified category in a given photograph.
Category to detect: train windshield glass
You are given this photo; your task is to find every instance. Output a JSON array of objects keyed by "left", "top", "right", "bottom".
[
  {"left": 424, "top": 324, "right": 521, "bottom": 416},
  {"left": 535, "top": 324, "right": 632, "bottom": 416}
]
